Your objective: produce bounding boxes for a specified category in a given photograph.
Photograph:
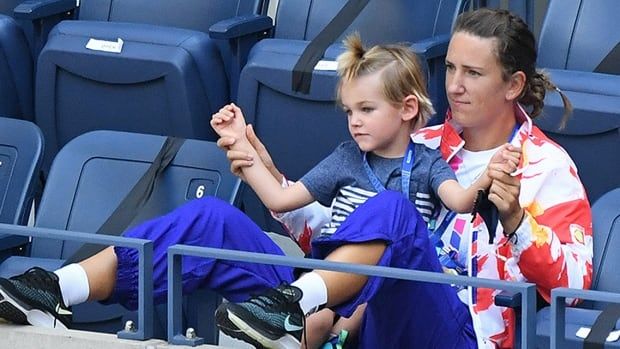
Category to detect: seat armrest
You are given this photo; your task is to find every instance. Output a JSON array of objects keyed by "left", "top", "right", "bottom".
[
  {"left": 409, "top": 34, "right": 450, "bottom": 61},
  {"left": 495, "top": 290, "right": 522, "bottom": 308},
  {"left": 14, "top": 0, "right": 77, "bottom": 20},
  {"left": 209, "top": 14, "right": 273, "bottom": 40}
]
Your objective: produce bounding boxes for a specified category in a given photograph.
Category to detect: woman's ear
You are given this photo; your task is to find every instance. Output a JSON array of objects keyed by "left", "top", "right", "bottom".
[
  {"left": 401, "top": 95, "right": 419, "bottom": 122},
  {"left": 506, "top": 71, "right": 527, "bottom": 101}
]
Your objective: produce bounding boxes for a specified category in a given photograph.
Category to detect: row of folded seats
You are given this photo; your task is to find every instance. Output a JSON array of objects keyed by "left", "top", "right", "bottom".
[
  {"left": 0, "top": 0, "right": 618, "bottom": 346},
  {"left": 1, "top": 117, "right": 619, "bottom": 347}
]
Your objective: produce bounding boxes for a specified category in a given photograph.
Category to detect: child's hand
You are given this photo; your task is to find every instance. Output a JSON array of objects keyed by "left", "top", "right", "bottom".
[
  {"left": 479, "top": 144, "right": 521, "bottom": 189},
  {"left": 489, "top": 143, "right": 521, "bottom": 173},
  {"left": 211, "top": 103, "right": 247, "bottom": 140}
]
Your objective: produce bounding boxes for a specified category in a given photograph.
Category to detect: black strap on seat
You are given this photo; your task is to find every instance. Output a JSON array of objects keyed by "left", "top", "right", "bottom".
[
  {"left": 291, "top": 0, "right": 370, "bottom": 94},
  {"left": 63, "top": 136, "right": 185, "bottom": 265},
  {"left": 594, "top": 42, "right": 620, "bottom": 75},
  {"left": 584, "top": 303, "right": 620, "bottom": 349}
]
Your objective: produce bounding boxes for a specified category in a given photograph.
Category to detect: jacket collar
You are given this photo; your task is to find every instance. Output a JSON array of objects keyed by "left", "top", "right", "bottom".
[{"left": 439, "top": 104, "right": 533, "bottom": 162}]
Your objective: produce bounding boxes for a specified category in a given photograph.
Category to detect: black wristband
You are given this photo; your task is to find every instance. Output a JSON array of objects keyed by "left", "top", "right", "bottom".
[{"left": 504, "top": 209, "right": 525, "bottom": 240}]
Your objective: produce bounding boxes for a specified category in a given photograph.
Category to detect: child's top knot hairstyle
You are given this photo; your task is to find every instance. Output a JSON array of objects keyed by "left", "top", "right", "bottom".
[{"left": 336, "top": 33, "right": 435, "bottom": 131}]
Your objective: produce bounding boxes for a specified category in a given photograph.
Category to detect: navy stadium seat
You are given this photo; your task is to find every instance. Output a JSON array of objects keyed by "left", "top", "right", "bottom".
[
  {"left": 237, "top": 0, "right": 467, "bottom": 233},
  {"left": 33, "top": 0, "right": 268, "bottom": 174},
  {"left": 536, "top": 187, "right": 620, "bottom": 348},
  {"left": 0, "top": 14, "right": 34, "bottom": 121},
  {"left": 0, "top": 130, "right": 241, "bottom": 338},
  {"left": 0, "top": 117, "right": 43, "bottom": 262},
  {"left": 535, "top": 0, "right": 620, "bottom": 202}
]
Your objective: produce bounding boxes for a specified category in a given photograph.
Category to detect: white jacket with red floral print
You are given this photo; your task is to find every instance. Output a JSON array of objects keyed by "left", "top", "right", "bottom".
[{"left": 274, "top": 105, "right": 593, "bottom": 349}]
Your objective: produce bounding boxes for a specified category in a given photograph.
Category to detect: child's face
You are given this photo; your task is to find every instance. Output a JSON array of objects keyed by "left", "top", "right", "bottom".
[{"left": 340, "top": 72, "right": 412, "bottom": 158}]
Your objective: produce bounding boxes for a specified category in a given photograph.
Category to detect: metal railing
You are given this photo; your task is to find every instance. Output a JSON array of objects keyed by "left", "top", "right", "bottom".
[
  {"left": 167, "top": 245, "right": 538, "bottom": 347},
  {"left": 0, "top": 223, "right": 154, "bottom": 340}
]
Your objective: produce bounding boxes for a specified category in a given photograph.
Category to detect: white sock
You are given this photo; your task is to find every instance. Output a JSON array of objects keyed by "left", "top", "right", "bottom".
[
  {"left": 291, "top": 272, "right": 328, "bottom": 315},
  {"left": 54, "top": 264, "right": 90, "bottom": 306}
]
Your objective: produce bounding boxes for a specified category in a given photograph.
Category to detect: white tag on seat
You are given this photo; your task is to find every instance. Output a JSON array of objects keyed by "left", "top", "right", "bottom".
[
  {"left": 575, "top": 327, "right": 620, "bottom": 342},
  {"left": 85, "top": 38, "right": 124, "bottom": 53},
  {"left": 314, "top": 60, "right": 338, "bottom": 71}
]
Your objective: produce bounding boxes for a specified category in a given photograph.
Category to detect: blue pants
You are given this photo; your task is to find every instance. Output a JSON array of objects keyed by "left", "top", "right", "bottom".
[{"left": 111, "top": 191, "right": 476, "bottom": 349}]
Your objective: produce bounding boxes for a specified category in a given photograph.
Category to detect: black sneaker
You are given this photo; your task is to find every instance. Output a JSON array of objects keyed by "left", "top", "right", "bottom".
[
  {"left": 216, "top": 284, "right": 305, "bottom": 349},
  {"left": 0, "top": 267, "right": 71, "bottom": 329}
]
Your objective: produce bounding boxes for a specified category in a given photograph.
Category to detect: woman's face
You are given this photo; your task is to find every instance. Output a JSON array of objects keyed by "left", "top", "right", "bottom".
[{"left": 445, "top": 32, "right": 516, "bottom": 129}]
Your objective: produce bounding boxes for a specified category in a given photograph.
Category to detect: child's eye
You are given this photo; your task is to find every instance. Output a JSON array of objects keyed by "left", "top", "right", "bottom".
[
  {"left": 343, "top": 108, "right": 352, "bottom": 116},
  {"left": 361, "top": 107, "right": 374, "bottom": 113}
]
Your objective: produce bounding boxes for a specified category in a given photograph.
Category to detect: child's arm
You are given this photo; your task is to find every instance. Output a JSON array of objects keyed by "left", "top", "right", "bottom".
[
  {"left": 437, "top": 144, "right": 521, "bottom": 213},
  {"left": 211, "top": 104, "right": 315, "bottom": 213}
]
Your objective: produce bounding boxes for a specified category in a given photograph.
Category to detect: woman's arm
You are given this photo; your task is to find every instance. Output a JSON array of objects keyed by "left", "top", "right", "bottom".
[{"left": 488, "top": 145, "right": 593, "bottom": 304}]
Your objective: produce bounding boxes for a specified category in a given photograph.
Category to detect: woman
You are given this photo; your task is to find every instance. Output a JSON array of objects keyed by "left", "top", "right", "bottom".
[{"left": 219, "top": 8, "right": 592, "bottom": 348}]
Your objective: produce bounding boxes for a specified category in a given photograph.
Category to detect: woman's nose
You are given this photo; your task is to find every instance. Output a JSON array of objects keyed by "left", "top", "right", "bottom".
[{"left": 447, "top": 73, "right": 465, "bottom": 94}]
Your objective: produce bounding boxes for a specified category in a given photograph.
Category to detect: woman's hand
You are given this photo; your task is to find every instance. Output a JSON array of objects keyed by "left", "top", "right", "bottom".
[
  {"left": 487, "top": 162, "right": 524, "bottom": 235},
  {"left": 217, "top": 124, "right": 284, "bottom": 183}
]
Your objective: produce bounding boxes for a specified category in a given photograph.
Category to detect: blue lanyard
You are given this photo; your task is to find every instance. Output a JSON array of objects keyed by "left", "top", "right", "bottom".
[
  {"left": 362, "top": 141, "right": 415, "bottom": 197},
  {"left": 508, "top": 123, "right": 519, "bottom": 143}
]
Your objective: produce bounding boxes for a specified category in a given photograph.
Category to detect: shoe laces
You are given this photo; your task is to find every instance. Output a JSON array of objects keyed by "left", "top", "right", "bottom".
[
  {"left": 12, "top": 267, "right": 58, "bottom": 291},
  {"left": 12, "top": 267, "right": 70, "bottom": 317},
  {"left": 247, "top": 285, "right": 308, "bottom": 348}
]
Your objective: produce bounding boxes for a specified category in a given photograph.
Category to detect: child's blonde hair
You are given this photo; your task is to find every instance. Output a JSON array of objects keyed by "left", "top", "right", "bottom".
[{"left": 336, "top": 33, "right": 435, "bottom": 131}]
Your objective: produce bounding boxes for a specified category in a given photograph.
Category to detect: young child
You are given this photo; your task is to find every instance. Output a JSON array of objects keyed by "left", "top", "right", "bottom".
[
  {"left": 212, "top": 36, "right": 516, "bottom": 223},
  {"left": 211, "top": 33, "right": 519, "bottom": 349}
]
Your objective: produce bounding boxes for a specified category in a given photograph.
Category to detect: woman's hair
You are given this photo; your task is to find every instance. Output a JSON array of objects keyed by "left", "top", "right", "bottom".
[
  {"left": 336, "top": 33, "right": 435, "bottom": 131},
  {"left": 453, "top": 8, "right": 572, "bottom": 127}
]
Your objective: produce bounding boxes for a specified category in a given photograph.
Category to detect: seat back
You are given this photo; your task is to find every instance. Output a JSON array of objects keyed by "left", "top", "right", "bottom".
[
  {"left": 0, "top": 117, "right": 43, "bottom": 226},
  {"left": 31, "top": 130, "right": 240, "bottom": 259},
  {"left": 535, "top": 188, "right": 620, "bottom": 348},
  {"left": 77, "top": 0, "right": 267, "bottom": 82},
  {"left": 78, "top": 0, "right": 263, "bottom": 32},
  {"left": 35, "top": 0, "right": 266, "bottom": 175},
  {"left": 0, "top": 0, "right": 21, "bottom": 16},
  {"left": 0, "top": 15, "right": 34, "bottom": 121},
  {"left": 0, "top": 117, "right": 43, "bottom": 259},
  {"left": 0, "top": 117, "right": 42, "bottom": 263},
  {"left": 534, "top": 0, "right": 620, "bottom": 202},
  {"left": 590, "top": 188, "right": 620, "bottom": 305},
  {"left": 273, "top": 0, "right": 460, "bottom": 43},
  {"left": 237, "top": 0, "right": 465, "bottom": 232},
  {"left": 538, "top": 0, "right": 620, "bottom": 72}
]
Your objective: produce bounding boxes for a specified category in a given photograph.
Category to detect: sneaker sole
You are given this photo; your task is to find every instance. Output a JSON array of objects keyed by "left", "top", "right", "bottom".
[
  {"left": 227, "top": 309, "right": 300, "bottom": 349},
  {"left": 215, "top": 306, "right": 267, "bottom": 349},
  {"left": 0, "top": 281, "right": 67, "bottom": 330}
]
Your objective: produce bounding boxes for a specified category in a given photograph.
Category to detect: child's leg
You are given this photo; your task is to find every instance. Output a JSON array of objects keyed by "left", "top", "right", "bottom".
[
  {"left": 108, "top": 196, "right": 294, "bottom": 309},
  {"left": 78, "top": 247, "right": 118, "bottom": 301},
  {"left": 0, "top": 196, "right": 294, "bottom": 329},
  {"left": 302, "top": 309, "right": 338, "bottom": 349},
  {"left": 330, "top": 303, "right": 365, "bottom": 345},
  {"left": 221, "top": 191, "right": 477, "bottom": 349}
]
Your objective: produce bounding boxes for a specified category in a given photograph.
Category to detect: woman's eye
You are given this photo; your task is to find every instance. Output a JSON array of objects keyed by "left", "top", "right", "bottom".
[
  {"left": 468, "top": 70, "right": 481, "bottom": 77},
  {"left": 362, "top": 107, "right": 374, "bottom": 113},
  {"left": 445, "top": 63, "right": 454, "bottom": 71}
]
